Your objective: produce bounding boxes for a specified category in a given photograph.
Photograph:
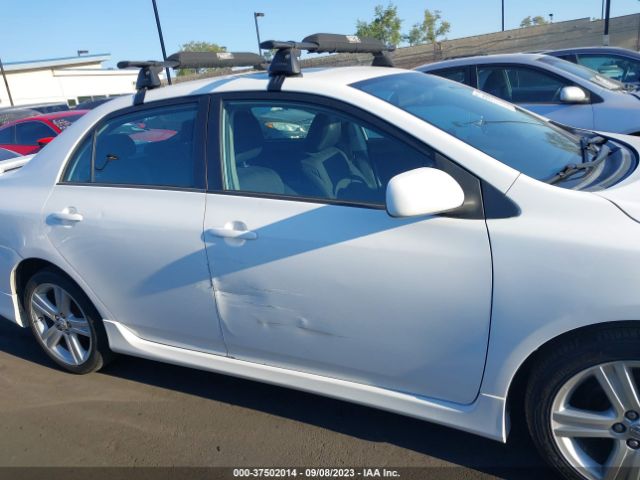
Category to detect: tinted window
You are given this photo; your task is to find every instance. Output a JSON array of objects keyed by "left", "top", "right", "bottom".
[
  {"left": 221, "top": 100, "right": 435, "bottom": 205},
  {"left": 354, "top": 72, "right": 583, "bottom": 182},
  {"left": 577, "top": 54, "right": 640, "bottom": 84},
  {"left": 0, "top": 126, "right": 13, "bottom": 144},
  {"left": 433, "top": 68, "right": 469, "bottom": 85},
  {"left": 0, "top": 148, "right": 18, "bottom": 160},
  {"left": 538, "top": 56, "right": 625, "bottom": 90},
  {"left": 478, "top": 66, "right": 569, "bottom": 103},
  {"left": 15, "top": 121, "right": 55, "bottom": 145},
  {"left": 63, "top": 103, "right": 200, "bottom": 188}
]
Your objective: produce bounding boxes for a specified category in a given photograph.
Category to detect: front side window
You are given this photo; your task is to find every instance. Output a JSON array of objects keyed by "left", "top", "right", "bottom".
[
  {"left": 478, "top": 65, "right": 569, "bottom": 103},
  {"left": 15, "top": 121, "right": 55, "bottom": 145},
  {"left": 577, "top": 54, "right": 640, "bottom": 84},
  {"left": 538, "top": 55, "right": 625, "bottom": 91},
  {"left": 63, "top": 102, "right": 200, "bottom": 188},
  {"left": 354, "top": 72, "right": 584, "bottom": 182},
  {"left": 220, "top": 100, "right": 436, "bottom": 205}
]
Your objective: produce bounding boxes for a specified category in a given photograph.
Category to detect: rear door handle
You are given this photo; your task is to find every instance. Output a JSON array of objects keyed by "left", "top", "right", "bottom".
[
  {"left": 50, "top": 209, "right": 83, "bottom": 223},
  {"left": 206, "top": 226, "right": 257, "bottom": 240}
]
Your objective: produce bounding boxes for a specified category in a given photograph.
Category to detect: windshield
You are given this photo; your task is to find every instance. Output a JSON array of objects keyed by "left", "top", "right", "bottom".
[
  {"left": 537, "top": 56, "right": 625, "bottom": 90},
  {"left": 352, "top": 72, "right": 583, "bottom": 181},
  {"left": 51, "top": 114, "right": 84, "bottom": 131}
]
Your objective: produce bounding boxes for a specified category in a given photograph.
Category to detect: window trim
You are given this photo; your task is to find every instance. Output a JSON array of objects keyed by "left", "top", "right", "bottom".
[
  {"left": 207, "top": 91, "right": 484, "bottom": 219},
  {"left": 60, "top": 95, "right": 210, "bottom": 191},
  {"left": 474, "top": 63, "right": 595, "bottom": 105}
]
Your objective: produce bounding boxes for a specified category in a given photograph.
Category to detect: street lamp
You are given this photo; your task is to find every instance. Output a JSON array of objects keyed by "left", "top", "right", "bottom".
[
  {"left": 151, "top": 0, "right": 172, "bottom": 85},
  {"left": 603, "top": 0, "right": 611, "bottom": 45},
  {"left": 549, "top": 13, "right": 554, "bottom": 23},
  {"left": 0, "top": 56, "right": 13, "bottom": 107},
  {"left": 254, "top": 12, "right": 265, "bottom": 57},
  {"left": 501, "top": 0, "right": 505, "bottom": 31}
]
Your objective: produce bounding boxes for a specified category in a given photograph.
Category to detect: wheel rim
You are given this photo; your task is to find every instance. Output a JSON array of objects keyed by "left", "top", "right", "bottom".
[
  {"left": 551, "top": 361, "right": 640, "bottom": 480},
  {"left": 29, "top": 283, "right": 92, "bottom": 367}
]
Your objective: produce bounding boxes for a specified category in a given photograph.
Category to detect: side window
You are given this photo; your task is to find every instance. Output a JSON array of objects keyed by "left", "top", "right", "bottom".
[
  {"left": 63, "top": 102, "right": 200, "bottom": 188},
  {"left": 0, "top": 126, "right": 13, "bottom": 144},
  {"left": 220, "top": 100, "right": 435, "bottom": 205},
  {"left": 577, "top": 54, "right": 640, "bottom": 84},
  {"left": 433, "top": 68, "right": 469, "bottom": 85},
  {"left": 15, "top": 122, "right": 55, "bottom": 145},
  {"left": 479, "top": 66, "right": 568, "bottom": 103}
]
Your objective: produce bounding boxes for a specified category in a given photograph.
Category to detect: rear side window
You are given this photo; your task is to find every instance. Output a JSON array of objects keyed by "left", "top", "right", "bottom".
[
  {"left": 0, "top": 126, "right": 13, "bottom": 144},
  {"left": 62, "top": 102, "right": 201, "bottom": 188},
  {"left": 432, "top": 68, "right": 470, "bottom": 85},
  {"left": 15, "top": 121, "right": 55, "bottom": 145}
]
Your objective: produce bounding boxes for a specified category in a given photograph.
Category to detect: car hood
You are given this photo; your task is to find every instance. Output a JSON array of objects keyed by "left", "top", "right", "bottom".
[{"left": 595, "top": 134, "right": 640, "bottom": 222}]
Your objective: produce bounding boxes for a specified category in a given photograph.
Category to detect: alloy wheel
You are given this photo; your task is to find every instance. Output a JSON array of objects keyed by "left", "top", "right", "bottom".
[
  {"left": 551, "top": 361, "right": 640, "bottom": 480},
  {"left": 29, "top": 283, "right": 93, "bottom": 366}
]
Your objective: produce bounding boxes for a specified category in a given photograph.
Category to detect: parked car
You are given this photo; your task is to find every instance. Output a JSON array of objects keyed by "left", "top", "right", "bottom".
[
  {"left": 0, "top": 110, "right": 88, "bottom": 155},
  {"left": 545, "top": 47, "right": 640, "bottom": 87},
  {"left": 416, "top": 53, "right": 640, "bottom": 135},
  {"left": 1, "top": 36, "right": 640, "bottom": 480}
]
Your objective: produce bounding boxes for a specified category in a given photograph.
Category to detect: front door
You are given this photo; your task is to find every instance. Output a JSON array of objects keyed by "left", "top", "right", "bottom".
[{"left": 203, "top": 95, "right": 492, "bottom": 404}]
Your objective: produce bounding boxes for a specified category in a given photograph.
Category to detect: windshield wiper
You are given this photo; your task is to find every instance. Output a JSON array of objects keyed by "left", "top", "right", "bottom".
[
  {"left": 579, "top": 135, "right": 607, "bottom": 163},
  {"left": 547, "top": 142, "right": 611, "bottom": 185}
]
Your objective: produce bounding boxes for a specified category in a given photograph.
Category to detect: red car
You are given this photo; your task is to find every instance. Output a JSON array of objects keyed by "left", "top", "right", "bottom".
[{"left": 0, "top": 110, "right": 88, "bottom": 155}]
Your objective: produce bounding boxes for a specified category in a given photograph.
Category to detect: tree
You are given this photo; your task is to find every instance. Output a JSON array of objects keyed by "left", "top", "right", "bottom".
[
  {"left": 403, "top": 9, "right": 451, "bottom": 46},
  {"left": 177, "top": 40, "right": 226, "bottom": 76},
  {"left": 355, "top": 3, "right": 403, "bottom": 46},
  {"left": 520, "top": 15, "right": 549, "bottom": 27}
]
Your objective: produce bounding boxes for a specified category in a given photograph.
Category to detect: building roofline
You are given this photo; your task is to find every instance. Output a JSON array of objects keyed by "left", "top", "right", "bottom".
[{"left": 3, "top": 53, "right": 111, "bottom": 72}]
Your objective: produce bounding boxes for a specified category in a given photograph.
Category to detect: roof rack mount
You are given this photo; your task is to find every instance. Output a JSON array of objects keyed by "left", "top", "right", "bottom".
[
  {"left": 260, "top": 33, "right": 396, "bottom": 82},
  {"left": 118, "top": 52, "right": 266, "bottom": 104}
]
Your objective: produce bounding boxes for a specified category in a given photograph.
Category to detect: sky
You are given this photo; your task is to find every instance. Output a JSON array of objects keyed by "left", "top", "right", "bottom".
[{"left": 1, "top": 0, "right": 639, "bottom": 68}]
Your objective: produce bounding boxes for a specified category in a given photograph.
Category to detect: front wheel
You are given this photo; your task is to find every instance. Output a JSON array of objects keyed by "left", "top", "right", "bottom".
[
  {"left": 526, "top": 326, "right": 640, "bottom": 480},
  {"left": 24, "top": 268, "right": 113, "bottom": 374}
]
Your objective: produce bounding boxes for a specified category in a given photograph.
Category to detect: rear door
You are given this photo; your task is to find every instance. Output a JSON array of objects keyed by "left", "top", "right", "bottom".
[
  {"left": 43, "top": 97, "right": 226, "bottom": 354},
  {"left": 202, "top": 93, "right": 493, "bottom": 404}
]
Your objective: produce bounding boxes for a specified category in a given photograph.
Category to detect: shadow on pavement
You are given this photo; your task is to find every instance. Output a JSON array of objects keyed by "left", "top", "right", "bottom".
[{"left": 0, "top": 318, "right": 558, "bottom": 479}]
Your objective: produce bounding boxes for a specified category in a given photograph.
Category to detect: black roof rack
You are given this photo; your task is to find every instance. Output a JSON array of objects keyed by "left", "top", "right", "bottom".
[
  {"left": 260, "top": 33, "right": 395, "bottom": 91},
  {"left": 118, "top": 52, "right": 266, "bottom": 105}
]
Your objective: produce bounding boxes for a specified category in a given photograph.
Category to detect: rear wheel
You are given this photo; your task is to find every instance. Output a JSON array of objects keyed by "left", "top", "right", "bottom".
[
  {"left": 526, "top": 326, "right": 640, "bottom": 480},
  {"left": 24, "top": 268, "right": 113, "bottom": 374}
]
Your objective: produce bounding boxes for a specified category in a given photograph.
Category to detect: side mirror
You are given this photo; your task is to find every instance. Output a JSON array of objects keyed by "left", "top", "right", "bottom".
[
  {"left": 37, "top": 136, "right": 55, "bottom": 147},
  {"left": 559, "top": 86, "right": 588, "bottom": 104},
  {"left": 386, "top": 167, "right": 465, "bottom": 218}
]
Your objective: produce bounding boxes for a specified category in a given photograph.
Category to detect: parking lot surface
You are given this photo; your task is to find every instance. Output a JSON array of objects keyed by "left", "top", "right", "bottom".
[{"left": 0, "top": 319, "right": 558, "bottom": 479}]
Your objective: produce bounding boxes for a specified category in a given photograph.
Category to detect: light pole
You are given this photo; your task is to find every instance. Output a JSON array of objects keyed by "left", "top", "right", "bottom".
[
  {"left": 549, "top": 13, "right": 554, "bottom": 23},
  {"left": 0, "top": 57, "right": 13, "bottom": 107},
  {"left": 501, "top": 0, "right": 505, "bottom": 31},
  {"left": 254, "top": 12, "right": 265, "bottom": 56},
  {"left": 603, "top": 0, "right": 611, "bottom": 45},
  {"left": 151, "top": 0, "right": 172, "bottom": 85}
]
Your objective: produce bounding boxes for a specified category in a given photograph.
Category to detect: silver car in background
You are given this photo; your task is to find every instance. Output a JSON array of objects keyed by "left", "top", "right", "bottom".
[{"left": 416, "top": 53, "right": 640, "bottom": 135}]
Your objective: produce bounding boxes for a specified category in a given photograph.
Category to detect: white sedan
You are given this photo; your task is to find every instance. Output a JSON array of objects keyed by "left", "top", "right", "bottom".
[{"left": 1, "top": 41, "right": 640, "bottom": 480}]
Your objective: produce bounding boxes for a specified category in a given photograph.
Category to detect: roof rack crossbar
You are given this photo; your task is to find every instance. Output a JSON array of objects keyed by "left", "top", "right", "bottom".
[{"left": 260, "top": 33, "right": 395, "bottom": 90}]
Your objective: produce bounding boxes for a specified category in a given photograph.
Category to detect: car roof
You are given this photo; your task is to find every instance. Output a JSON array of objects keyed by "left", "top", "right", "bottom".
[
  {"left": 415, "top": 53, "right": 548, "bottom": 71},
  {"left": 546, "top": 46, "right": 640, "bottom": 57},
  {"left": 110, "top": 66, "right": 409, "bottom": 107}
]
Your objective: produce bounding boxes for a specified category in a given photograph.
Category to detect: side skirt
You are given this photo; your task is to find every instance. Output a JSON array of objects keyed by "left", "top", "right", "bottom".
[{"left": 104, "top": 319, "right": 508, "bottom": 442}]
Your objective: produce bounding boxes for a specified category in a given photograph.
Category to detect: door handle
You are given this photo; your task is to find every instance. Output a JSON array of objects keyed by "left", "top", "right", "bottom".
[
  {"left": 50, "top": 209, "right": 83, "bottom": 223},
  {"left": 206, "top": 226, "right": 257, "bottom": 240}
]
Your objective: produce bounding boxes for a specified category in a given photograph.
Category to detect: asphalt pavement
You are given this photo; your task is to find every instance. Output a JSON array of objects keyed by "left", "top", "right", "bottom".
[{"left": 0, "top": 318, "right": 559, "bottom": 480}]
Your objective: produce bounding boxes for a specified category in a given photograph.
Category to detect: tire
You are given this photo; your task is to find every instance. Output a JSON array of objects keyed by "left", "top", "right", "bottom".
[
  {"left": 24, "top": 268, "right": 114, "bottom": 374},
  {"left": 525, "top": 325, "right": 640, "bottom": 480}
]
